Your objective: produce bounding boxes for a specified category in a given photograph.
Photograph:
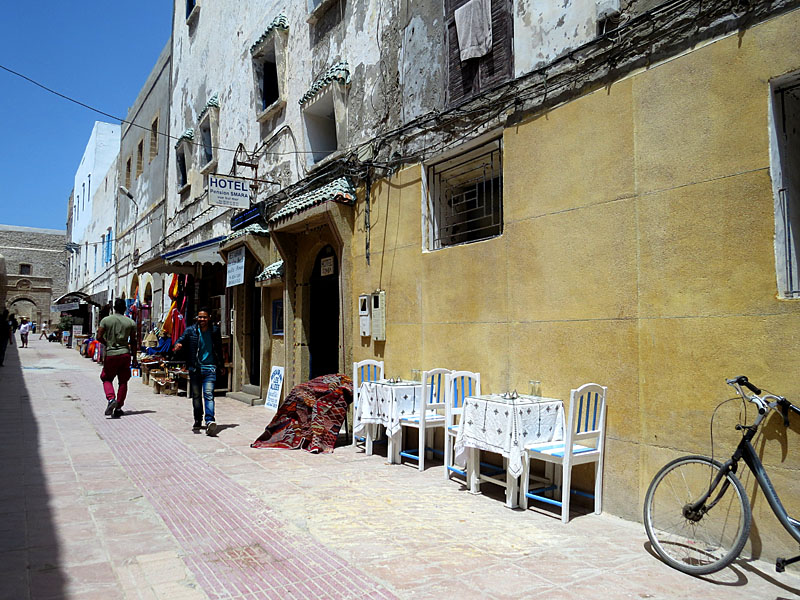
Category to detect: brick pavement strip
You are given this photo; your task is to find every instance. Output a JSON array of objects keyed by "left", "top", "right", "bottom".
[{"left": 4, "top": 339, "right": 800, "bottom": 599}]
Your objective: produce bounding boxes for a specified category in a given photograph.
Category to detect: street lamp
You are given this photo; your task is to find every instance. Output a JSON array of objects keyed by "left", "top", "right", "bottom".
[{"left": 118, "top": 186, "right": 140, "bottom": 270}]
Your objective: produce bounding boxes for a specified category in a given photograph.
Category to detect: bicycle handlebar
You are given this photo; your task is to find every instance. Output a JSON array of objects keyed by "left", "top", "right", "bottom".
[
  {"left": 726, "top": 375, "right": 762, "bottom": 395},
  {"left": 726, "top": 375, "right": 800, "bottom": 427}
]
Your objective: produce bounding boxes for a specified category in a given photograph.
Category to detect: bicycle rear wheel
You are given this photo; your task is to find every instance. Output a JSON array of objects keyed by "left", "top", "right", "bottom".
[{"left": 643, "top": 455, "right": 751, "bottom": 575}]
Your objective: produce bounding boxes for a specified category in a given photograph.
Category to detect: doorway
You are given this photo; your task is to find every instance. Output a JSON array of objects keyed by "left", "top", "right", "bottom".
[
  {"left": 246, "top": 259, "right": 261, "bottom": 387},
  {"left": 309, "top": 245, "right": 339, "bottom": 378}
]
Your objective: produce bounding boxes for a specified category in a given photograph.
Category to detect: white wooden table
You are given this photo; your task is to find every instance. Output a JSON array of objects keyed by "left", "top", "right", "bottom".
[
  {"left": 454, "top": 394, "right": 564, "bottom": 508},
  {"left": 354, "top": 380, "right": 425, "bottom": 463}
]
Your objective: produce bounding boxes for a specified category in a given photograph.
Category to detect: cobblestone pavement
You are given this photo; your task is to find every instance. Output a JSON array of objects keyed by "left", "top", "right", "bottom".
[{"left": 2, "top": 339, "right": 800, "bottom": 599}]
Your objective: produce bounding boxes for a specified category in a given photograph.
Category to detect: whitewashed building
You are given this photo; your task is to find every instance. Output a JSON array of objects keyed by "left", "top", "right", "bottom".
[{"left": 65, "top": 121, "right": 120, "bottom": 333}]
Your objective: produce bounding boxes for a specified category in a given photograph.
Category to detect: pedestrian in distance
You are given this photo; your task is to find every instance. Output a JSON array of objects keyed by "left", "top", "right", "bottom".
[
  {"left": 39, "top": 322, "right": 49, "bottom": 340},
  {"left": 173, "top": 308, "right": 223, "bottom": 436},
  {"left": 96, "top": 298, "right": 137, "bottom": 419},
  {"left": 0, "top": 310, "right": 11, "bottom": 366},
  {"left": 18, "top": 318, "right": 31, "bottom": 348},
  {"left": 9, "top": 314, "right": 18, "bottom": 347}
]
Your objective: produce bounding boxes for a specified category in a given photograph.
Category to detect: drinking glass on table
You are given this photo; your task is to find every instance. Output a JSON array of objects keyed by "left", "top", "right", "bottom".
[{"left": 529, "top": 380, "right": 542, "bottom": 398}]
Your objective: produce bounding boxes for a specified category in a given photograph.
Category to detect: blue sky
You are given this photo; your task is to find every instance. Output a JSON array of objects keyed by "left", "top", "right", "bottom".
[{"left": 0, "top": 3, "right": 173, "bottom": 231}]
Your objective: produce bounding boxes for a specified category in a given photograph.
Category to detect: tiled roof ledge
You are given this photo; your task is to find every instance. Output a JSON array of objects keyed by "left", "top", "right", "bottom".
[
  {"left": 251, "top": 14, "right": 289, "bottom": 56},
  {"left": 269, "top": 176, "right": 356, "bottom": 223},
  {"left": 256, "top": 259, "right": 284, "bottom": 282},
  {"left": 198, "top": 93, "right": 220, "bottom": 121},
  {"left": 175, "top": 128, "right": 195, "bottom": 149},
  {"left": 299, "top": 62, "right": 350, "bottom": 106}
]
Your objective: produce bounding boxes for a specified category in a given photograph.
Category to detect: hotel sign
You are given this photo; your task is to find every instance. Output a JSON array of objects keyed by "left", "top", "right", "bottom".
[{"left": 209, "top": 175, "right": 250, "bottom": 209}]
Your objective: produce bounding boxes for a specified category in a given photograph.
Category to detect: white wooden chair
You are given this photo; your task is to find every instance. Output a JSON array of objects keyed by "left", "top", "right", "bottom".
[
  {"left": 352, "top": 359, "right": 384, "bottom": 452},
  {"left": 444, "top": 370, "right": 480, "bottom": 480},
  {"left": 521, "top": 383, "right": 607, "bottom": 523},
  {"left": 399, "top": 368, "right": 451, "bottom": 471}
]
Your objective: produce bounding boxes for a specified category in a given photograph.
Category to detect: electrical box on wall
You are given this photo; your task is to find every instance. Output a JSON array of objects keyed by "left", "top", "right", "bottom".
[
  {"left": 371, "top": 290, "right": 386, "bottom": 341},
  {"left": 358, "top": 294, "right": 370, "bottom": 337}
]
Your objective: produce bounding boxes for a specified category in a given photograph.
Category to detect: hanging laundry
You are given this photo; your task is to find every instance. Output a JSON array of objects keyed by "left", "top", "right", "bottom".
[{"left": 455, "top": 0, "right": 493, "bottom": 61}]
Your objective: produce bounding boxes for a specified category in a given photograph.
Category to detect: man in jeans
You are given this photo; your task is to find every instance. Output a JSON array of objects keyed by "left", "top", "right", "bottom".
[
  {"left": 174, "top": 308, "right": 223, "bottom": 436},
  {"left": 97, "top": 298, "right": 137, "bottom": 418}
]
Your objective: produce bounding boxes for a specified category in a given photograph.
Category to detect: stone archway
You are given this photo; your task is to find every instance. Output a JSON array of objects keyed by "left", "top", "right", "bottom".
[
  {"left": 130, "top": 274, "right": 140, "bottom": 301},
  {"left": 8, "top": 295, "right": 38, "bottom": 321}
]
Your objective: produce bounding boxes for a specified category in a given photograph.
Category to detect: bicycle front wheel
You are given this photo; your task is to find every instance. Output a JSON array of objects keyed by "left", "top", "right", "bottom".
[{"left": 643, "top": 455, "right": 751, "bottom": 575}]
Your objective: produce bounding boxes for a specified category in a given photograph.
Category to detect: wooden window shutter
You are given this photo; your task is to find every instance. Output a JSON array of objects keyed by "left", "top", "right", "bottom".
[
  {"left": 480, "top": 0, "right": 513, "bottom": 91},
  {"left": 446, "top": 0, "right": 513, "bottom": 107}
]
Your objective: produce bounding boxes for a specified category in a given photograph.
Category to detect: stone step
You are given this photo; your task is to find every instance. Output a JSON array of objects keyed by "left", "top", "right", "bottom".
[{"left": 226, "top": 390, "right": 264, "bottom": 406}]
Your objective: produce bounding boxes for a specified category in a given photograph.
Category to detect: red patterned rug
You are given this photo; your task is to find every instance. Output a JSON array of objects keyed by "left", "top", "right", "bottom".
[{"left": 251, "top": 374, "right": 353, "bottom": 453}]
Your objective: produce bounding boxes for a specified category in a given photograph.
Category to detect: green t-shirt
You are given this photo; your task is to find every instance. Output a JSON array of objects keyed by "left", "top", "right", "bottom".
[
  {"left": 198, "top": 329, "right": 215, "bottom": 366},
  {"left": 99, "top": 313, "right": 136, "bottom": 356}
]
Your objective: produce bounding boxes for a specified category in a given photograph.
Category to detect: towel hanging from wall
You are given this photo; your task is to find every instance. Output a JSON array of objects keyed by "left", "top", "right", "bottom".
[{"left": 455, "top": 0, "right": 493, "bottom": 61}]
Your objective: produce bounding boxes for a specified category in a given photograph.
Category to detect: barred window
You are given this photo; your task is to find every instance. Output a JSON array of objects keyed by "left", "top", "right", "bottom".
[{"left": 425, "top": 138, "right": 503, "bottom": 250}]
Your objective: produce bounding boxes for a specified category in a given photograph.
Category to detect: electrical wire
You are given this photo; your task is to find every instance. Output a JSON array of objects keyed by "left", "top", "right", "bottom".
[{"left": 0, "top": 62, "right": 344, "bottom": 158}]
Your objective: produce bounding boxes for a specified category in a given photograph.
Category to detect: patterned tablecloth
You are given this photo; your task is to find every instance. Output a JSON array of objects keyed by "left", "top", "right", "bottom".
[
  {"left": 454, "top": 394, "right": 564, "bottom": 478},
  {"left": 354, "top": 380, "right": 425, "bottom": 439}
]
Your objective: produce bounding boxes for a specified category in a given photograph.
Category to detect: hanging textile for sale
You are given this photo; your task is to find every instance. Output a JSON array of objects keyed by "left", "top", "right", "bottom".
[
  {"left": 161, "top": 301, "right": 177, "bottom": 337},
  {"left": 168, "top": 274, "right": 180, "bottom": 300},
  {"left": 171, "top": 308, "right": 186, "bottom": 342}
]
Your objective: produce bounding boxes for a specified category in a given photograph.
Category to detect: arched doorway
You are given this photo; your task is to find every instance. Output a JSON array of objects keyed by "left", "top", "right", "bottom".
[{"left": 309, "top": 245, "right": 339, "bottom": 378}]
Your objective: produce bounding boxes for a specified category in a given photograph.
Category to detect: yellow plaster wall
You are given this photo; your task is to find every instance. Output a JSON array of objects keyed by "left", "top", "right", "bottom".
[{"left": 350, "top": 9, "right": 800, "bottom": 547}]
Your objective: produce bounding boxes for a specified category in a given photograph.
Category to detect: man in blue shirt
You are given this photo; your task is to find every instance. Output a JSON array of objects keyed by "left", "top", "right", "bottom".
[{"left": 174, "top": 308, "right": 223, "bottom": 436}]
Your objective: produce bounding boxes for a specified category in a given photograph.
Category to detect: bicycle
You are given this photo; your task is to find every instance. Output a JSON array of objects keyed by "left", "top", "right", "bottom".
[{"left": 643, "top": 375, "right": 800, "bottom": 575}]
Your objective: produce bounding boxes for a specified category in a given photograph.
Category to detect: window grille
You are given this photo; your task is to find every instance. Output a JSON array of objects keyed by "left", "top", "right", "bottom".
[
  {"left": 150, "top": 118, "right": 159, "bottom": 160},
  {"left": 426, "top": 139, "right": 503, "bottom": 250},
  {"left": 200, "top": 122, "right": 213, "bottom": 165},
  {"left": 136, "top": 140, "right": 144, "bottom": 177}
]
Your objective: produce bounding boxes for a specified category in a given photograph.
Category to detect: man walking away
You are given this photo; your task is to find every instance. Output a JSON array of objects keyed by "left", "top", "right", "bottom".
[
  {"left": 173, "top": 308, "right": 223, "bottom": 436},
  {"left": 0, "top": 310, "right": 10, "bottom": 366},
  {"left": 97, "top": 298, "right": 137, "bottom": 419},
  {"left": 39, "top": 322, "right": 49, "bottom": 340},
  {"left": 18, "top": 318, "right": 30, "bottom": 348}
]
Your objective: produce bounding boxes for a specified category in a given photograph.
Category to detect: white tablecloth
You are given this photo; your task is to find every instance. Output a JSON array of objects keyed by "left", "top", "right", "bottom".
[
  {"left": 354, "top": 380, "right": 425, "bottom": 438},
  {"left": 454, "top": 394, "right": 564, "bottom": 478}
]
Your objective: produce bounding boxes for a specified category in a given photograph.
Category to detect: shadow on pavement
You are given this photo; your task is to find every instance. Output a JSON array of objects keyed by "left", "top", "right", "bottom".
[
  {"left": 0, "top": 343, "right": 65, "bottom": 598},
  {"left": 117, "top": 409, "right": 157, "bottom": 416}
]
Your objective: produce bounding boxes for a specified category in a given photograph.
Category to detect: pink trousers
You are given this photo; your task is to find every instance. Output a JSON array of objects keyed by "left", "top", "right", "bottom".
[{"left": 100, "top": 353, "right": 131, "bottom": 407}]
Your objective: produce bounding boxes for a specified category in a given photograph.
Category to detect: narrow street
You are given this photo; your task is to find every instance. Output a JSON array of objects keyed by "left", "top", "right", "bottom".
[{"left": 1, "top": 338, "right": 799, "bottom": 600}]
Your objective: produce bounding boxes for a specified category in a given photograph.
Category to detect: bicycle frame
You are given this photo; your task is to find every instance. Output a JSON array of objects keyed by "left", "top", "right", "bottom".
[{"left": 691, "top": 393, "right": 800, "bottom": 546}]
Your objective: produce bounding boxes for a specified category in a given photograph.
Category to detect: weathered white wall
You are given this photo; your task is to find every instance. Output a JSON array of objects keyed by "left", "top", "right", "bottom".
[
  {"left": 166, "top": 0, "right": 389, "bottom": 249},
  {"left": 514, "top": 0, "right": 598, "bottom": 77}
]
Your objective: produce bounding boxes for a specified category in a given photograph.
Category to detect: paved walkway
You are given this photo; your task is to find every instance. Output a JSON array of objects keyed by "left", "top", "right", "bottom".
[{"left": 2, "top": 338, "right": 799, "bottom": 599}]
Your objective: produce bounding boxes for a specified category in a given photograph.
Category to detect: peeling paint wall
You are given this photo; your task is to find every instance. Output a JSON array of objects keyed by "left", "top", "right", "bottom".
[
  {"left": 515, "top": 0, "right": 598, "bottom": 77},
  {"left": 166, "top": 0, "right": 393, "bottom": 249},
  {"left": 399, "top": 10, "right": 445, "bottom": 121}
]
